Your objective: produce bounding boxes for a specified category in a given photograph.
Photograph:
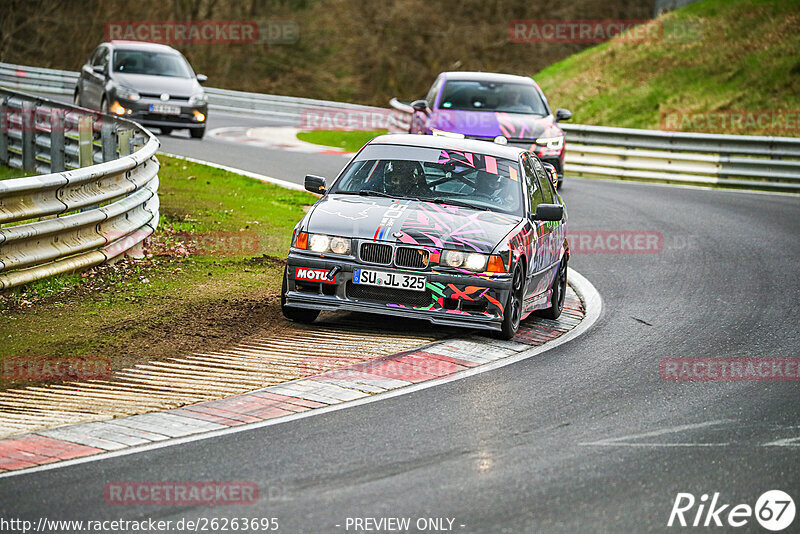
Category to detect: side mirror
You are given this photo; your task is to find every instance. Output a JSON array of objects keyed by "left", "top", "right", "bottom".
[
  {"left": 532, "top": 204, "right": 563, "bottom": 221},
  {"left": 555, "top": 109, "right": 572, "bottom": 122},
  {"left": 196, "top": 74, "right": 208, "bottom": 84},
  {"left": 92, "top": 65, "right": 105, "bottom": 75},
  {"left": 304, "top": 174, "right": 327, "bottom": 195},
  {"left": 410, "top": 99, "right": 429, "bottom": 113}
]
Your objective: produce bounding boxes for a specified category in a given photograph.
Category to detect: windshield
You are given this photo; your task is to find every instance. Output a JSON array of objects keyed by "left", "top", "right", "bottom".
[
  {"left": 438, "top": 81, "right": 548, "bottom": 115},
  {"left": 331, "top": 145, "right": 523, "bottom": 215},
  {"left": 112, "top": 50, "right": 194, "bottom": 78}
]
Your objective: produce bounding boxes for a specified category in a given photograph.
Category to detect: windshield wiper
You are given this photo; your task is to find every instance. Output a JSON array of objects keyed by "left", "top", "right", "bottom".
[
  {"left": 357, "top": 190, "right": 399, "bottom": 199},
  {"left": 429, "top": 197, "right": 490, "bottom": 211}
]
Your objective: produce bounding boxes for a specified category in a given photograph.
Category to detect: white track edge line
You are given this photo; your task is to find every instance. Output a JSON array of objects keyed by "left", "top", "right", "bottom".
[
  {"left": 0, "top": 269, "right": 601, "bottom": 480},
  {"left": 158, "top": 152, "right": 306, "bottom": 192}
]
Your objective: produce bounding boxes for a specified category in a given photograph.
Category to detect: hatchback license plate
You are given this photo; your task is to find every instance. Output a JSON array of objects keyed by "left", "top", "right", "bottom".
[
  {"left": 353, "top": 269, "right": 426, "bottom": 292},
  {"left": 149, "top": 104, "right": 181, "bottom": 115}
]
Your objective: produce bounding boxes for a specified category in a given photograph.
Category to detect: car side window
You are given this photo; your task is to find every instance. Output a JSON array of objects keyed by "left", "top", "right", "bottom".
[
  {"left": 541, "top": 168, "right": 559, "bottom": 203},
  {"left": 90, "top": 47, "right": 104, "bottom": 66},
  {"left": 522, "top": 156, "right": 544, "bottom": 212},
  {"left": 92, "top": 47, "right": 109, "bottom": 70},
  {"left": 531, "top": 157, "right": 554, "bottom": 204},
  {"left": 426, "top": 78, "right": 443, "bottom": 108}
]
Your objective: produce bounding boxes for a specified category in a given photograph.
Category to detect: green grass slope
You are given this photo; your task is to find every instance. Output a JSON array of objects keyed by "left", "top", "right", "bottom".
[{"left": 534, "top": 0, "right": 800, "bottom": 135}]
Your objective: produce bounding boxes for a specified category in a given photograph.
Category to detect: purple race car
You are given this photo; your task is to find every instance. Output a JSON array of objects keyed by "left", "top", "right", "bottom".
[{"left": 405, "top": 72, "right": 571, "bottom": 189}]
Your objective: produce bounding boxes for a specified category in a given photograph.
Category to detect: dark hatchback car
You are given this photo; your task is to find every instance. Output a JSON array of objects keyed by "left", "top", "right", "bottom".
[
  {"left": 282, "top": 134, "right": 569, "bottom": 340},
  {"left": 74, "top": 41, "right": 209, "bottom": 138},
  {"left": 404, "top": 72, "right": 571, "bottom": 188}
]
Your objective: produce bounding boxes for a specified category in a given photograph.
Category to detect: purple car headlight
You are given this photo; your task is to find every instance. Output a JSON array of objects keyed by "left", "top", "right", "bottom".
[{"left": 535, "top": 135, "right": 564, "bottom": 150}]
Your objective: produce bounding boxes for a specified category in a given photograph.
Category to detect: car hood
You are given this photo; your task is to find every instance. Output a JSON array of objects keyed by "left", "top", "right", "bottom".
[
  {"left": 111, "top": 73, "right": 200, "bottom": 97},
  {"left": 430, "top": 110, "right": 562, "bottom": 140},
  {"left": 306, "top": 195, "right": 521, "bottom": 254}
]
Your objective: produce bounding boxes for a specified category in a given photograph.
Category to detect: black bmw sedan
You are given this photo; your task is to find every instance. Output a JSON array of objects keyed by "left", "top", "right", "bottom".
[{"left": 282, "top": 134, "right": 570, "bottom": 340}]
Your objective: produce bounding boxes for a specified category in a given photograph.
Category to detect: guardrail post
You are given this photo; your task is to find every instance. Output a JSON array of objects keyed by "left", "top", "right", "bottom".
[
  {"left": 78, "top": 114, "right": 93, "bottom": 168},
  {"left": 78, "top": 113, "right": 96, "bottom": 213},
  {"left": 118, "top": 128, "right": 132, "bottom": 156},
  {"left": 49, "top": 108, "right": 66, "bottom": 172},
  {"left": 21, "top": 100, "right": 35, "bottom": 171},
  {"left": 0, "top": 96, "right": 8, "bottom": 165},
  {"left": 101, "top": 119, "right": 117, "bottom": 162}
]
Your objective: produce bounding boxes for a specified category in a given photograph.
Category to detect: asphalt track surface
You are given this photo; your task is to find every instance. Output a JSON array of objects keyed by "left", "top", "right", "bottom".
[{"left": 1, "top": 109, "right": 799, "bottom": 533}]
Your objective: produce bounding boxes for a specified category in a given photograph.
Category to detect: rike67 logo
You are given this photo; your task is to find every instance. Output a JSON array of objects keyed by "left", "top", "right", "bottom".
[{"left": 668, "top": 490, "right": 795, "bottom": 531}]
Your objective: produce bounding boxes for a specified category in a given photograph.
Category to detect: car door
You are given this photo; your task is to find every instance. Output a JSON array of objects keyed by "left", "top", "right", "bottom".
[
  {"left": 78, "top": 48, "right": 98, "bottom": 106},
  {"left": 528, "top": 154, "right": 565, "bottom": 294},
  {"left": 521, "top": 153, "right": 552, "bottom": 303},
  {"left": 83, "top": 46, "right": 109, "bottom": 109}
]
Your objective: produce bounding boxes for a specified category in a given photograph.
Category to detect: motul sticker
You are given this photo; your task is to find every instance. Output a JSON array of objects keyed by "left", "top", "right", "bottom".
[{"left": 295, "top": 267, "right": 335, "bottom": 283}]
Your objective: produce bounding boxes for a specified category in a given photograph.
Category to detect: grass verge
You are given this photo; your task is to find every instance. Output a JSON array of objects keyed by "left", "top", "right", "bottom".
[
  {"left": 296, "top": 129, "right": 387, "bottom": 152},
  {"left": 0, "top": 156, "right": 317, "bottom": 391},
  {"left": 0, "top": 166, "right": 35, "bottom": 180},
  {"left": 534, "top": 0, "right": 800, "bottom": 135}
]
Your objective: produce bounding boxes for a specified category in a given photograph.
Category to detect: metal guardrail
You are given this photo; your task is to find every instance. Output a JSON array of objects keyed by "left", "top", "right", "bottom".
[
  {"left": 0, "top": 62, "right": 385, "bottom": 126},
  {"left": 0, "top": 88, "right": 160, "bottom": 290},
  {"left": 3, "top": 61, "right": 799, "bottom": 192}
]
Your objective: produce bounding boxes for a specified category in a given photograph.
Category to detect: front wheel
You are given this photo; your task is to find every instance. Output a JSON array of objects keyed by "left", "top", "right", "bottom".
[
  {"left": 281, "top": 266, "right": 319, "bottom": 324},
  {"left": 537, "top": 259, "right": 567, "bottom": 320},
  {"left": 73, "top": 91, "right": 81, "bottom": 106},
  {"left": 496, "top": 265, "right": 524, "bottom": 340},
  {"left": 189, "top": 127, "right": 205, "bottom": 139}
]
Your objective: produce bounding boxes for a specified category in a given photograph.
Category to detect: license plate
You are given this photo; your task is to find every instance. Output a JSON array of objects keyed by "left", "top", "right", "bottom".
[
  {"left": 353, "top": 269, "right": 426, "bottom": 292},
  {"left": 149, "top": 104, "right": 181, "bottom": 115}
]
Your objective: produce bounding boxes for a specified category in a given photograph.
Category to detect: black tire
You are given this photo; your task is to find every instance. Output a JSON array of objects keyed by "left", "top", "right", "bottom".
[
  {"left": 281, "top": 266, "right": 319, "bottom": 324},
  {"left": 100, "top": 97, "right": 108, "bottom": 114},
  {"left": 496, "top": 264, "right": 524, "bottom": 340},
  {"left": 160, "top": 127, "right": 173, "bottom": 135},
  {"left": 556, "top": 178, "right": 562, "bottom": 190},
  {"left": 537, "top": 258, "right": 567, "bottom": 320},
  {"left": 189, "top": 127, "right": 205, "bottom": 139},
  {"left": 73, "top": 91, "right": 81, "bottom": 106}
]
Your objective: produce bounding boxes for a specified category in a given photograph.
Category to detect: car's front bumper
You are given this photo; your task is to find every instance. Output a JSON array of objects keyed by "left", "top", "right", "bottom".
[
  {"left": 284, "top": 252, "right": 513, "bottom": 332},
  {"left": 111, "top": 98, "right": 208, "bottom": 130}
]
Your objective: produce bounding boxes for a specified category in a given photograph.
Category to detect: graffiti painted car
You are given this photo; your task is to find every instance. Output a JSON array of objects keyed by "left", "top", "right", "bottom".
[
  {"left": 404, "top": 71, "right": 571, "bottom": 188},
  {"left": 281, "top": 134, "right": 569, "bottom": 340}
]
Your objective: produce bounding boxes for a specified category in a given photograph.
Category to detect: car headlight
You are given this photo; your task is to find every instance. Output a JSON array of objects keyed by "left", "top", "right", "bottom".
[
  {"left": 535, "top": 135, "right": 564, "bottom": 150},
  {"left": 189, "top": 92, "right": 207, "bottom": 106},
  {"left": 298, "top": 232, "right": 351, "bottom": 255},
  {"left": 441, "top": 250, "right": 487, "bottom": 272},
  {"left": 116, "top": 87, "right": 140, "bottom": 102}
]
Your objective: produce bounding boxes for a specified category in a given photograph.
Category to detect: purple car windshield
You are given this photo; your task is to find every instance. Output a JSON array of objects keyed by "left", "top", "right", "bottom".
[
  {"left": 438, "top": 81, "right": 548, "bottom": 115},
  {"left": 331, "top": 145, "right": 524, "bottom": 216}
]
